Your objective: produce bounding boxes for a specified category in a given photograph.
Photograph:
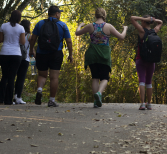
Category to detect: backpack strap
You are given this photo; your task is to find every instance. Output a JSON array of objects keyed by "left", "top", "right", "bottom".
[{"left": 26, "top": 33, "right": 30, "bottom": 50}]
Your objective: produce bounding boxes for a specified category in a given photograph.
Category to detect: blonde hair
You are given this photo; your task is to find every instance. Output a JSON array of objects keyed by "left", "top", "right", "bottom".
[{"left": 95, "top": 8, "right": 107, "bottom": 21}]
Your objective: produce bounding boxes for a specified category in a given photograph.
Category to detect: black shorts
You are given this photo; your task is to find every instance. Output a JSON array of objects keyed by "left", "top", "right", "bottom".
[
  {"left": 89, "top": 63, "right": 110, "bottom": 81},
  {"left": 36, "top": 51, "right": 63, "bottom": 71}
]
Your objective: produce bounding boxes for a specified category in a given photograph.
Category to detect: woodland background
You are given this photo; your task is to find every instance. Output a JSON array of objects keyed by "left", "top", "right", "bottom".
[{"left": 0, "top": 0, "right": 167, "bottom": 104}]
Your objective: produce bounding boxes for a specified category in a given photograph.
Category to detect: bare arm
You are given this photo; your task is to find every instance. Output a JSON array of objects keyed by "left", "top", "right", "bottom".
[
  {"left": 29, "top": 34, "right": 38, "bottom": 57},
  {"left": 110, "top": 25, "right": 128, "bottom": 40},
  {"left": 20, "top": 33, "right": 26, "bottom": 45},
  {"left": 28, "top": 34, "right": 32, "bottom": 42},
  {"left": 65, "top": 38, "right": 73, "bottom": 63},
  {"left": 154, "top": 19, "right": 163, "bottom": 33},
  {"left": 130, "top": 16, "right": 146, "bottom": 34},
  {"left": 0, "top": 32, "right": 4, "bottom": 43},
  {"left": 75, "top": 23, "right": 92, "bottom": 36}
]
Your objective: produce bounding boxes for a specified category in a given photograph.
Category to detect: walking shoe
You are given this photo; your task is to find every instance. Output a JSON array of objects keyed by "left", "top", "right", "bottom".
[
  {"left": 94, "top": 92, "right": 102, "bottom": 107},
  {"left": 48, "top": 100, "right": 59, "bottom": 107},
  {"left": 93, "top": 100, "right": 99, "bottom": 108},
  {"left": 35, "top": 91, "right": 42, "bottom": 105},
  {"left": 15, "top": 98, "right": 26, "bottom": 104},
  {"left": 146, "top": 103, "right": 152, "bottom": 110},
  {"left": 139, "top": 103, "right": 146, "bottom": 110}
]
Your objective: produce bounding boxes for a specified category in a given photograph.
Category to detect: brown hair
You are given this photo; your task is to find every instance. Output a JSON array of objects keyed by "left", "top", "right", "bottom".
[
  {"left": 10, "top": 10, "right": 21, "bottom": 27},
  {"left": 20, "top": 19, "right": 30, "bottom": 34},
  {"left": 95, "top": 8, "right": 107, "bottom": 21},
  {"left": 143, "top": 15, "right": 153, "bottom": 25}
]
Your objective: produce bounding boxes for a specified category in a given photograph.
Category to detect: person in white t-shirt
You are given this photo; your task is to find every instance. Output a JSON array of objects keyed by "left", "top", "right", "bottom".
[
  {"left": 0, "top": 10, "right": 25, "bottom": 105},
  {"left": 13, "top": 19, "right": 31, "bottom": 104}
]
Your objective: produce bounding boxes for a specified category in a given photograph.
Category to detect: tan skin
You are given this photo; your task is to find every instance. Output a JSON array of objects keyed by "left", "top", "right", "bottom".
[
  {"left": 76, "top": 18, "right": 128, "bottom": 40},
  {"left": 130, "top": 16, "right": 163, "bottom": 39},
  {"left": 76, "top": 17, "right": 128, "bottom": 95},
  {"left": 30, "top": 12, "right": 73, "bottom": 98},
  {"left": 131, "top": 16, "right": 163, "bottom": 104}
]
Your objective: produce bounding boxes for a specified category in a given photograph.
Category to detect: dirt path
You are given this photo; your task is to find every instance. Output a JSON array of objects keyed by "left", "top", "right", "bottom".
[{"left": 0, "top": 103, "right": 167, "bottom": 154}]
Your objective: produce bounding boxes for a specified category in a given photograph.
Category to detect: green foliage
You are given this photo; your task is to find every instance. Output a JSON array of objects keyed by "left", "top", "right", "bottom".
[{"left": 1, "top": 0, "right": 167, "bottom": 104}]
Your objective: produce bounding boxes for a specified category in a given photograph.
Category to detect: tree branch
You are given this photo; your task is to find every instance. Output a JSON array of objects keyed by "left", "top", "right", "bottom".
[
  {"left": 17, "top": 0, "right": 32, "bottom": 12},
  {"left": 21, "top": 3, "right": 74, "bottom": 20},
  {"left": 2, "top": 0, "right": 15, "bottom": 19},
  {"left": 22, "top": 9, "right": 48, "bottom": 19}
]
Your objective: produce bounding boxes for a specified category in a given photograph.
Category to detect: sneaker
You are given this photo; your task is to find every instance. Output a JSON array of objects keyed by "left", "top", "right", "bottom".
[
  {"left": 35, "top": 91, "right": 42, "bottom": 105},
  {"left": 48, "top": 100, "right": 59, "bottom": 107},
  {"left": 93, "top": 100, "right": 99, "bottom": 108},
  {"left": 146, "top": 103, "right": 152, "bottom": 110},
  {"left": 15, "top": 98, "right": 26, "bottom": 104},
  {"left": 139, "top": 103, "right": 146, "bottom": 110},
  {"left": 94, "top": 92, "right": 102, "bottom": 107}
]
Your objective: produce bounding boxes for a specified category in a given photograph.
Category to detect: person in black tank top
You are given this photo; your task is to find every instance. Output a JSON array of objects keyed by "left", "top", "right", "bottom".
[{"left": 131, "top": 15, "right": 163, "bottom": 110}]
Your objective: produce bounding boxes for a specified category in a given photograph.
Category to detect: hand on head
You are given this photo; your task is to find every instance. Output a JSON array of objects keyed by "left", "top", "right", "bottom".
[{"left": 123, "top": 26, "right": 128, "bottom": 30}]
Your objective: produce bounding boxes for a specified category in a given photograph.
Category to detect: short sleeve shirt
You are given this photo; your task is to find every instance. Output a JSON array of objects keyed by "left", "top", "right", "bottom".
[
  {"left": 33, "top": 17, "right": 71, "bottom": 54},
  {"left": 0, "top": 22, "right": 25, "bottom": 56}
]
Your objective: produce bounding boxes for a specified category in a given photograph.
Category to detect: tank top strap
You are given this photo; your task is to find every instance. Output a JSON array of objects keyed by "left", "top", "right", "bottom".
[{"left": 93, "top": 22, "right": 106, "bottom": 28}]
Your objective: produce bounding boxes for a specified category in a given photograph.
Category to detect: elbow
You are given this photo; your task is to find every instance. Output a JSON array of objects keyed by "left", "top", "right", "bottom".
[
  {"left": 119, "top": 38, "right": 124, "bottom": 41},
  {"left": 130, "top": 16, "right": 134, "bottom": 21},
  {"left": 161, "top": 20, "right": 163, "bottom": 25},
  {"left": 119, "top": 36, "right": 125, "bottom": 40},
  {"left": 75, "top": 31, "right": 81, "bottom": 36},
  {"left": 20, "top": 41, "right": 25, "bottom": 45},
  {"left": 22, "top": 41, "right": 26, "bottom": 45},
  {"left": 75, "top": 32, "right": 79, "bottom": 36}
]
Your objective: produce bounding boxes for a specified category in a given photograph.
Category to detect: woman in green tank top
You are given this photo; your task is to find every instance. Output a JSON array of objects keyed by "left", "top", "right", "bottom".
[{"left": 75, "top": 8, "right": 128, "bottom": 108}]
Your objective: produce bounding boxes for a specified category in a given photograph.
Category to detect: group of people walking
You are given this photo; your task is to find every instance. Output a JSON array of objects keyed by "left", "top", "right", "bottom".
[{"left": 0, "top": 5, "right": 163, "bottom": 110}]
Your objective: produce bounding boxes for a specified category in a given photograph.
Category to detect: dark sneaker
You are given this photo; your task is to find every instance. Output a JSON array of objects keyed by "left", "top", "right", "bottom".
[
  {"left": 48, "top": 100, "right": 59, "bottom": 107},
  {"left": 94, "top": 92, "right": 102, "bottom": 107},
  {"left": 139, "top": 103, "right": 146, "bottom": 110},
  {"left": 35, "top": 91, "right": 42, "bottom": 105},
  {"left": 93, "top": 100, "right": 99, "bottom": 108},
  {"left": 146, "top": 103, "right": 152, "bottom": 110}
]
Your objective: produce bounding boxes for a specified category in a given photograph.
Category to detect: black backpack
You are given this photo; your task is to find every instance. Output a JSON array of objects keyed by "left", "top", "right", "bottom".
[
  {"left": 38, "top": 19, "right": 60, "bottom": 51},
  {"left": 139, "top": 28, "right": 162, "bottom": 63},
  {"left": 20, "top": 33, "right": 29, "bottom": 60}
]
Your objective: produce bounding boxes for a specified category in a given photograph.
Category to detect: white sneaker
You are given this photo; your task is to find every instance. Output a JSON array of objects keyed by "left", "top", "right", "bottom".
[{"left": 15, "top": 98, "right": 26, "bottom": 104}]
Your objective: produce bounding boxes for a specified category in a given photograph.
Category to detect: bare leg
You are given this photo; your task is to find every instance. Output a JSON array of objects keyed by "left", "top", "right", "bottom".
[
  {"left": 139, "top": 85, "right": 145, "bottom": 103},
  {"left": 98, "top": 80, "right": 108, "bottom": 94},
  {"left": 146, "top": 88, "right": 152, "bottom": 104},
  {"left": 49, "top": 70, "right": 60, "bottom": 97},
  {"left": 37, "top": 71, "right": 48, "bottom": 88},
  {"left": 92, "top": 79, "right": 99, "bottom": 94}
]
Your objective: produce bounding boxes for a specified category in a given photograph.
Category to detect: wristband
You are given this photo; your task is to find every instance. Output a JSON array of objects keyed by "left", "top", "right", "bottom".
[{"left": 151, "top": 17, "right": 153, "bottom": 22}]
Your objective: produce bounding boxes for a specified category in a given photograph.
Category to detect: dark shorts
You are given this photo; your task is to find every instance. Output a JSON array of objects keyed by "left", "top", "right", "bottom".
[
  {"left": 36, "top": 51, "right": 63, "bottom": 71},
  {"left": 89, "top": 63, "right": 110, "bottom": 81}
]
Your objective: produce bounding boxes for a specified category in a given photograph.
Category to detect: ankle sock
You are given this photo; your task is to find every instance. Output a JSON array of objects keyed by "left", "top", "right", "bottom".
[
  {"left": 37, "top": 87, "right": 42, "bottom": 92},
  {"left": 49, "top": 97, "right": 55, "bottom": 102},
  {"left": 98, "top": 92, "right": 102, "bottom": 95},
  {"left": 14, "top": 94, "right": 17, "bottom": 99}
]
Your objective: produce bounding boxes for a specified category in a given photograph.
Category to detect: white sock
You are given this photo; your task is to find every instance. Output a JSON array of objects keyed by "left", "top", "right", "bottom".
[
  {"left": 37, "top": 87, "right": 42, "bottom": 92},
  {"left": 50, "top": 97, "right": 55, "bottom": 102},
  {"left": 98, "top": 92, "right": 102, "bottom": 95},
  {"left": 16, "top": 98, "right": 21, "bottom": 101},
  {"left": 14, "top": 94, "right": 17, "bottom": 99}
]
